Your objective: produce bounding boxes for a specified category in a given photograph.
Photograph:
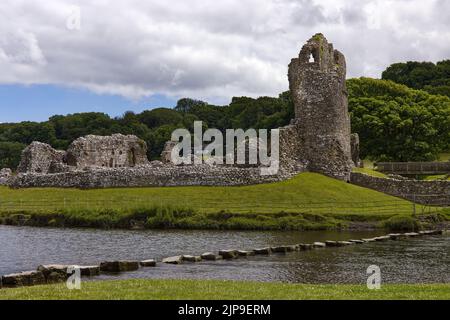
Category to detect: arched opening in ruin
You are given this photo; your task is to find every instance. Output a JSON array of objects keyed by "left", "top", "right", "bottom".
[
  {"left": 128, "top": 148, "right": 136, "bottom": 167},
  {"left": 309, "top": 53, "right": 315, "bottom": 63}
]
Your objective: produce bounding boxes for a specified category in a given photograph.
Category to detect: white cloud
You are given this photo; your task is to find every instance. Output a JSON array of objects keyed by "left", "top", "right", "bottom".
[{"left": 0, "top": 0, "right": 448, "bottom": 104}]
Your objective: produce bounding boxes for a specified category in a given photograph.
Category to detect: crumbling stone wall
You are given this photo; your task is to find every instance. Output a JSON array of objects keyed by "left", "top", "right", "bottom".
[
  {"left": 350, "top": 172, "right": 450, "bottom": 205},
  {"left": 288, "top": 33, "right": 353, "bottom": 181},
  {"left": 17, "top": 142, "right": 66, "bottom": 174},
  {"left": 0, "top": 168, "right": 12, "bottom": 185},
  {"left": 161, "top": 141, "right": 178, "bottom": 163},
  {"left": 65, "top": 134, "right": 149, "bottom": 169},
  {"left": 8, "top": 164, "right": 298, "bottom": 189}
]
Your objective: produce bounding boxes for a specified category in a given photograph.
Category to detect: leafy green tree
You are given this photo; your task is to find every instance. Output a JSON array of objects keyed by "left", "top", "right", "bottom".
[
  {"left": 0, "top": 141, "right": 26, "bottom": 169},
  {"left": 348, "top": 77, "right": 450, "bottom": 161},
  {"left": 138, "top": 108, "right": 183, "bottom": 129},
  {"left": 382, "top": 60, "right": 450, "bottom": 97}
]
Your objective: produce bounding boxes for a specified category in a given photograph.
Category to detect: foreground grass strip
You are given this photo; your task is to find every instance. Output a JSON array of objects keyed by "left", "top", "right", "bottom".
[{"left": 1, "top": 280, "right": 449, "bottom": 300}]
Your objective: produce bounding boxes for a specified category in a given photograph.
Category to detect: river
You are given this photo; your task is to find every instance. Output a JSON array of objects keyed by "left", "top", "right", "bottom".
[{"left": 0, "top": 225, "right": 448, "bottom": 284}]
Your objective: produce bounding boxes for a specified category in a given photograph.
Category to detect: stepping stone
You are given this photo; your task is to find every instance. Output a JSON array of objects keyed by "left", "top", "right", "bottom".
[
  {"left": 337, "top": 241, "right": 353, "bottom": 246},
  {"left": 254, "top": 248, "right": 272, "bottom": 255},
  {"left": 237, "top": 250, "right": 255, "bottom": 257},
  {"left": 349, "top": 240, "right": 364, "bottom": 244},
  {"left": 140, "top": 259, "right": 157, "bottom": 267},
  {"left": 100, "top": 261, "right": 139, "bottom": 272},
  {"left": 37, "top": 264, "right": 69, "bottom": 282},
  {"left": 201, "top": 252, "right": 223, "bottom": 261},
  {"left": 162, "top": 256, "right": 183, "bottom": 265},
  {"left": 374, "top": 236, "right": 390, "bottom": 241},
  {"left": 287, "top": 245, "right": 299, "bottom": 251},
  {"left": 388, "top": 233, "right": 403, "bottom": 240},
  {"left": 325, "top": 241, "right": 338, "bottom": 247},
  {"left": 78, "top": 265, "right": 100, "bottom": 276},
  {"left": 1, "top": 271, "right": 46, "bottom": 287},
  {"left": 299, "top": 244, "right": 313, "bottom": 250},
  {"left": 404, "top": 232, "right": 420, "bottom": 237},
  {"left": 272, "top": 246, "right": 289, "bottom": 253},
  {"left": 218, "top": 250, "right": 238, "bottom": 259},
  {"left": 313, "top": 242, "right": 326, "bottom": 248},
  {"left": 361, "top": 238, "right": 376, "bottom": 242},
  {"left": 182, "top": 255, "right": 202, "bottom": 262}
]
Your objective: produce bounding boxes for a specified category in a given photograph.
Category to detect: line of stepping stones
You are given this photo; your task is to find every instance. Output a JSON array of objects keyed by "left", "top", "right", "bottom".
[{"left": 0, "top": 230, "right": 445, "bottom": 289}]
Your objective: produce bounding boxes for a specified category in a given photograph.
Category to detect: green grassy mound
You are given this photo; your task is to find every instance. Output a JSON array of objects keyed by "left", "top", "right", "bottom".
[
  {"left": 0, "top": 173, "right": 446, "bottom": 230},
  {"left": 1, "top": 279, "right": 448, "bottom": 300}
]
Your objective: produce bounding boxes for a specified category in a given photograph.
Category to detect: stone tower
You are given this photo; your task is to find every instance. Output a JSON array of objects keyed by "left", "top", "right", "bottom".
[{"left": 288, "top": 33, "right": 353, "bottom": 180}]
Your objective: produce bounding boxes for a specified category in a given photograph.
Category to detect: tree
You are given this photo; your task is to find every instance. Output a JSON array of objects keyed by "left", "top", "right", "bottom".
[
  {"left": 382, "top": 60, "right": 450, "bottom": 97},
  {"left": 0, "top": 142, "right": 26, "bottom": 169},
  {"left": 348, "top": 77, "right": 450, "bottom": 161}
]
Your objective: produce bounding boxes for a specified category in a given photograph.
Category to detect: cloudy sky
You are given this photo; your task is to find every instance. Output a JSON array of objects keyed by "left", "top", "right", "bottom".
[{"left": 1, "top": 0, "right": 449, "bottom": 122}]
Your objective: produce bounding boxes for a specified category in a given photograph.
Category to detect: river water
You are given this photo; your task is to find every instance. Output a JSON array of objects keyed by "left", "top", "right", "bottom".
[{"left": 0, "top": 225, "right": 448, "bottom": 284}]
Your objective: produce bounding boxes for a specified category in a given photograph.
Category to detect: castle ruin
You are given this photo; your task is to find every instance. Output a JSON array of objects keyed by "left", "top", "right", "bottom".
[
  {"left": 288, "top": 33, "right": 353, "bottom": 180},
  {"left": 16, "top": 134, "right": 149, "bottom": 176},
  {"left": 8, "top": 34, "right": 359, "bottom": 189}
]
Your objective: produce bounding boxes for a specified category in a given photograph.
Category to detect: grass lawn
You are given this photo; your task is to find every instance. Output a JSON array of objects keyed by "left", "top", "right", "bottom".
[
  {"left": 438, "top": 152, "right": 450, "bottom": 161},
  {"left": 352, "top": 167, "right": 388, "bottom": 178},
  {"left": 1, "top": 173, "right": 436, "bottom": 230},
  {"left": 0, "top": 279, "right": 448, "bottom": 300},
  {"left": 1, "top": 172, "right": 447, "bottom": 230},
  {"left": 0, "top": 173, "right": 411, "bottom": 215}
]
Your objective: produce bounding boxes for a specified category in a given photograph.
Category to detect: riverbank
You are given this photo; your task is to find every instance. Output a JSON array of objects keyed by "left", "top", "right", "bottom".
[
  {"left": 1, "top": 279, "right": 449, "bottom": 300},
  {"left": 1, "top": 173, "right": 448, "bottom": 231}
]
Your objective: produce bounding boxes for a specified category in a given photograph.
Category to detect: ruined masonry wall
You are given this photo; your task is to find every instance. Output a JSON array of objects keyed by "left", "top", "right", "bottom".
[
  {"left": 350, "top": 172, "right": 450, "bottom": 205},
  {"left": 9, "top": 165, "right": 300, "bottom": 189}
]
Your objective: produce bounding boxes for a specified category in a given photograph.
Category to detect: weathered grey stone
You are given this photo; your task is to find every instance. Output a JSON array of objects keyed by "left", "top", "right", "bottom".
[
  {"left": 288, "top": 33, "right": 353, "bottom": 181},
  {"left": 271, "top": 246, "right": 288, "bottom": 253},
  {"left": 99, "top": 261, "right": 139, "bottom": 272},
  {"left": 37, "top": 264, "right": 69, "bottom": 280},
  {"left": 299, "top": 244, "right": 313, "bottom": 250},
  {"left": 161, "top": 141, "right": 178, "bottom": 164},
  {"left": 237, "top": 250, "right": 255, "bottom": 257},
  {"left": 388, "top": 233, "right": 404, "bottom": 240},
  {"left": 349, "top": 239, "right": 365, "bottom": 244},
  {"left": 182, "top": 255, "right": 202, "bottom": 262},
  {"left": 361, "top": 238, "right": 377, "bottom": 242},
  {"left": 200, "top": 253, "right": 223, "bottom": 261},
  {"left": 1, "top": 271, "right": 46, "bottom": 287},
  {"left": 78, "top": 265, "right": 100, "bottom": 276},
  {"left": 404, "top": 232, "right": 420, "bottom": 237},
  {"left": 17, "top": 142, "right": 66, "bottom": 174},
  {"left": 313, "top": 242, "right": 326, "bottom": 248},
  {"left": 66, "top": 134, "right": 148, "bottom": 169},
  {"left": 9, "top": 163, "right": 297, "bottom": 189},
  {"left": 337, "top": 241, "right": 354, "bottom": 246},
  {"left": 0, "top": 168, "right": 12, "bottom": 185},
  {"left": 374, "top": 236, "right": 391, "bottom": 241},
  {"left": 140, "top": 259, "right": 157, "bottom": 267},
  {"left": 218, "top": 250, "right": 238, "bottom": 259},
  {"left": 325, "top": 241, "right": 338, "bottom": 247},
  {"left": 162, "top": 256, "right": 183, "bottom": 264},
  {"left": 350, "top": 172, "right": 450, "bottom": 205},
  {"left": 254, "top": 248, "right": 272, "bottom": 255}
]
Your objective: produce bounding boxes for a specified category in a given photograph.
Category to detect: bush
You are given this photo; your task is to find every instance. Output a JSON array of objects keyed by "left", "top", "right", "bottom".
[{"left": 382, "top": 215, "right": 421, "bottom": 231}]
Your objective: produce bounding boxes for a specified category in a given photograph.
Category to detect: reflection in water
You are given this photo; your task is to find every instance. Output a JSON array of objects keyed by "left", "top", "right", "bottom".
[{"left": 0, "top": 225, "right": 448, "bottom": 284}]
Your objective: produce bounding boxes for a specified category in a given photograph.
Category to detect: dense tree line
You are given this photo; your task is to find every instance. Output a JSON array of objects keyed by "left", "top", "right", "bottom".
[
  {"left": 382, "top": 60, "right": 450, "bottom": 98},
  {"left": 1, "top": 77, "right": 449, "bottom": 170}
]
